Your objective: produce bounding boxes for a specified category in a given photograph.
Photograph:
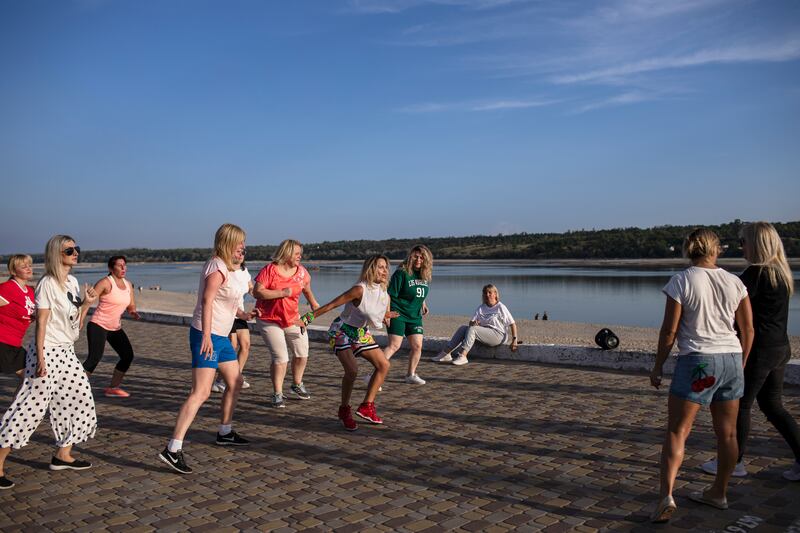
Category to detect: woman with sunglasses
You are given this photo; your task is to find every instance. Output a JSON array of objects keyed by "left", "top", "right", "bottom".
[
  {"left": 82, "top": 255, "right": 140, "bottom": 398},
  {"left": 0, "top": 255, "right": 36, "bottom": 384},
  {"left": 0, "top": 236, "right": 98, "bottom": 490},
  {"left": 701, "top": 222, "right": 800, "bottom": 481}
]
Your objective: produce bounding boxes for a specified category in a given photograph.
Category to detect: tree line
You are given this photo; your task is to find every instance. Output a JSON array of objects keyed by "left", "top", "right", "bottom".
[{"left": 15, "top": 220, "right": 799, "bottom": 263}]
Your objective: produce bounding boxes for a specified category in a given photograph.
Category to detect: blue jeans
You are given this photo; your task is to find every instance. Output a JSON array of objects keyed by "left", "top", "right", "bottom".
[{"left": 669, "top": 352, "right": 744, "bottom": 406}]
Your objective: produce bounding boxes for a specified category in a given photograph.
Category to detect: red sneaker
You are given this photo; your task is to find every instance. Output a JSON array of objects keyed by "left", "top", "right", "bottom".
[
  {"left": 104, "top": 387, "right": 130, "bottom": 398},
  {"left": 338, "top": 405, "right": 358, "bottom": 431},
  {"left": 355, "top": 402, "right": 383, "bottom": 424}
]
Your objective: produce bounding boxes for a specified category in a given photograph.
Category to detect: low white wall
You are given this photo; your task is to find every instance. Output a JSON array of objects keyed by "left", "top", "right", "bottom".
[{"left": 133, "top": 310, "right": 800, "bottom": 386}]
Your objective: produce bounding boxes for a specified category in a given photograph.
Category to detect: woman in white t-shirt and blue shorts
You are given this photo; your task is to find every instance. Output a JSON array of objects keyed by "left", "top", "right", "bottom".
[
  {"left": 649, "top": 229, "right": 754, "bottom": 523},
  {"left": 432, "top": 284, "right": 519, "bottom": 366},
  {"left": 159, "top": 224, "right": 252, "bottom": 475}
]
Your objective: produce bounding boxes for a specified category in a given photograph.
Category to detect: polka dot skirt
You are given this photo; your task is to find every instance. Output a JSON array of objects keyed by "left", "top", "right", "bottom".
[{"left": 0, "top": 343, "right": 97, "bottom": 449}]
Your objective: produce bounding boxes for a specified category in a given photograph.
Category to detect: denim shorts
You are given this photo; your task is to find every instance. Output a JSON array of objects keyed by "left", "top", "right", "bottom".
[
  {"left": 189, "top": 327, "right": 238, "bottom": 369},
  {"left": 670, "top": 352, "right": 744, "bottom": 405}
]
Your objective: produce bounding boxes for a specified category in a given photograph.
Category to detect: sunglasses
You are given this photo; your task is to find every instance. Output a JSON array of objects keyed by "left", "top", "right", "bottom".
[{"left": 62, "top": 246, "right": 81, "bottom": 256}]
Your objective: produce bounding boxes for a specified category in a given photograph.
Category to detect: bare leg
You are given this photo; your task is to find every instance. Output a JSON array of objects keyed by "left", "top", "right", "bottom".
[
  {"left": 171, "top": 368, "right": 216, "bottom": 441},
  {"left": 54, "top": 444, "right": 74, "bottom": 462},
  {"left": 658, "top": 394, "right": 701, "bottom": 498},
  {"left": 359, "top": 348, "right": 390, "bottom": 403},
  {"left": 109, "top": 369, "right": 125, "bottom": 388},
  {"left": 383, "top": 335, "right": 403, "bottom": 361},
  {"left": 271, "top": 362, "right": 287, "bottom": 394},
  {"left": 335, "top": 349, "right": 358, "bottom": 406},
  {"left": 236, "top": 329, "right": 251, "bottom": 373},
  {"left": 291, "top": 356, "right": 307, "bottom": 386},
  {"left": 406, "top": 334, "right": 423, "bottom": 376},
  {"left": 0, "top": 447, "right": 10, "bottom": 477},
  {"left": 217, "top": 361, "right": 243, "bottom": 426},
  {"left": 707, "top": 399, "right": 739, "bottom": 500}
]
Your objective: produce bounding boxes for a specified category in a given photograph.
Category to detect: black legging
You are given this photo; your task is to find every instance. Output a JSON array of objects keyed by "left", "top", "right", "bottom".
[
  {"left": 84, "top": 321, "right": 135, "bottom": 373},
  {"left": 737, "top": 343, "right": 800, "bottom": 463}
]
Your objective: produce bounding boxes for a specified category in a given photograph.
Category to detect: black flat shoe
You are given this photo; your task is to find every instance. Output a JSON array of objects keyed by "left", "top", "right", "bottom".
[{"left": 50, "top": 457, "right": 92, "bottom": 471}]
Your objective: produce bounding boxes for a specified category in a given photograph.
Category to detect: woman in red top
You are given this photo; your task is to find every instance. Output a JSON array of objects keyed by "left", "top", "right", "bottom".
[
  {"left": 0, "top": 255, "right": 35, "bottom": 380},
  {"left": 253, "top": 239, "right": 319, "bottom": 408}
]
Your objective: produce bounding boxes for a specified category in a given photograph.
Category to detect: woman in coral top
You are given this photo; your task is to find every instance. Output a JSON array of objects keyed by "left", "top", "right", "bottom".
[
  {"left": 83, "top": 256, "right": 140, "bottom": 397},
  {"left": 253, "top": 239, "right": 319, "bottom": 408},
  {"left": 0, "top": 254, "right": 36, "bottom": 381}
]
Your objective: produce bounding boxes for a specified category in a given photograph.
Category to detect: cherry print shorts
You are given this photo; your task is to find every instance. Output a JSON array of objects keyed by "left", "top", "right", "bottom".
[
  {"left": 0, "top": 343, "right": 97, "bottom": 449},
  {"left": 669, "top": 352, "right": 744, "bottom": 406}
]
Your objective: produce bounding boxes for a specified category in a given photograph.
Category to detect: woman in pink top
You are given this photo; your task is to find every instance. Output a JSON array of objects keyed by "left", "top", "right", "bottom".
[
  {"left": 253, "top": 239, "right": 319, "bottom": 408},
  {"left": 0, "top": 254, "right": 35, "bottom": 382},
  {"left": 83, "top": 256, "right": 140, "bottom": 398}
]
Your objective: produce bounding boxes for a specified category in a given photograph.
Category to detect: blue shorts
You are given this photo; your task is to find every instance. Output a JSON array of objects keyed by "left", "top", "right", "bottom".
[
  {"left": 669, "top": 352, "right": 744, "bottom": 405},
  {"left": 189, "top": 327, "right": 238, "bottom": 369}
]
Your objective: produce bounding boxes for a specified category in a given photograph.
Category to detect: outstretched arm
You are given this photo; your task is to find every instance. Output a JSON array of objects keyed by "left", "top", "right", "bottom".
[{"left": 299, "top": 285, "right": 363, "bottom": 326}]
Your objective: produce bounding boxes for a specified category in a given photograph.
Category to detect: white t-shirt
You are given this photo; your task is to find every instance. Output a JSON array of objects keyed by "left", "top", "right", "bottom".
[
  {"left": 662, "top": 266, "right": 748, "bottom": 355},
  {"left": 339, "top": 282, "right": 389, "bottom": 329},
  {"left": 472, "top": 302, "right": 515, "bottom": 335},
  {"left": 36, "top": 274, "right": 81, "bottom": 346},
  {"left": 230, "top": 267, "right": 251, "bottom": 311},
  {"left": 191, "top": 257, "right": 243, "bottom": 336}
]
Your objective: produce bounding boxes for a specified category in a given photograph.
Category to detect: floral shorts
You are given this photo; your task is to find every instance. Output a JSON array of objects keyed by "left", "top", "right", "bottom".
[
  {"left": 328, "top": 318, "right": 379, "bottom": 357},
  {"left": 669, "top": 352, "right": 744, "bottom": 405}
]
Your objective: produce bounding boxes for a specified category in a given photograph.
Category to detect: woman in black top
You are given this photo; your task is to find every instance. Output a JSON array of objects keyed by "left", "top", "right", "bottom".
[{"left": 702, "top": 222, "right": 799, "bottom": 481}]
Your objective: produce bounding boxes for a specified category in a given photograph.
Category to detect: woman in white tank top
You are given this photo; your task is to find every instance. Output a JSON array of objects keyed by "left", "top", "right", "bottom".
[{"left": 297, "top": 255, "right": 398, "bottom": 431}]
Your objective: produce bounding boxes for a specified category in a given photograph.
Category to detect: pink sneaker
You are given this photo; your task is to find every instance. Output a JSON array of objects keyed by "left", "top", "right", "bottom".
[
  {"left": 104, "top": 387, "right": 130, "bottom": 398},
  {"left": 355, "top": 402, "right": 383, "bottom": 424},
  {"left": 338, "top": 405, "right": 358, "bottom": 431}
]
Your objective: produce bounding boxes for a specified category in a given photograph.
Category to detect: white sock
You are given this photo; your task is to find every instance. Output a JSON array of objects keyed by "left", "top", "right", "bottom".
[
  {"left": 219, "top": 424, "right": 232, "bottom": 436},
  {"left": 168, "top": 439, "right": 182, "bottom": 453}
]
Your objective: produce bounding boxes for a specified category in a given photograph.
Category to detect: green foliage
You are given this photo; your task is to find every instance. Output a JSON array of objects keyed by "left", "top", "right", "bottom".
[{"left": 14, "top": 220, "right": 800, "bottom": 263}]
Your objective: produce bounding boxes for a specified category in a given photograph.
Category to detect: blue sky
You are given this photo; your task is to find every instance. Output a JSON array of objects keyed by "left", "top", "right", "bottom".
[{"left": 1, "top": 0, "right": 799, "bottom": 254}]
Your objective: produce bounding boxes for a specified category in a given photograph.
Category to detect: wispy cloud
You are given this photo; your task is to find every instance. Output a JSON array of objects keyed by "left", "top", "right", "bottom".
[
  {"left": 573, "top": 91, "right": 652, "bottom": 113},
  {"left": 398, "top": 98, "right": 560, "bottom": 113},
  {"left": 553, "top": 38, "right": 800, "bottom": 84},
  {"left": 347, "top": 0, "right": 530, "bottom": 14}
]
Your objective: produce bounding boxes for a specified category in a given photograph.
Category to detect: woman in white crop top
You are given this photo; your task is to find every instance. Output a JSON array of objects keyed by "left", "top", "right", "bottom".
[{"left": 298, "top": 255, "right": 398, "bottom": 431}]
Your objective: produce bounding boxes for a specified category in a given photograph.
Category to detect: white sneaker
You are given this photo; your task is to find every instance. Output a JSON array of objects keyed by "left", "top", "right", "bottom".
[
  {"left": 431, "top": 351, "right": 452, "bottom": 363},
  {"left": 211, "top": 379, "right": 226, "bottom": 393},
  {"left": 452, "top": 355, "right": 469, "bottom": 366},
  {"left": 404, "top": 374, "right": 426, "bottom": 385},
  {"left": 241, "top": 379, "right": 251, "bottom": 389},
  {"left": 700, "top": 458, "right": 747, "bottom": 477},
  {"left": 783, "top": 461, "right": 800, "bottom": 481}
]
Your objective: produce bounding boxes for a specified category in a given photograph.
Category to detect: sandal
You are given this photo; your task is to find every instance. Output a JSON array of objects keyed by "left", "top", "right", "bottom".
[
  {"left": 650, "top": 495, "right": 677, "bottom": 523},
  {"left": 688, "top": 490, "right": 728, "bottom": 510}
]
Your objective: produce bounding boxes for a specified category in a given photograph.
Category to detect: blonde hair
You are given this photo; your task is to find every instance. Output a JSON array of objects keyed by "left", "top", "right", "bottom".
[
  {"left": 7, "top": 254, "right": 32, "bottom": 279},
  {"left": 213, "top": 223, "right": 246, "bottom": 272},
  {"left": 740, "top": 222, "right": 794, "bottom": 296},
  {"left": 400, "top": 245, "right": 433, "bottom": 282},
  {"left": 482, "top": 284, "right": 500, "bottom": 304},
  {"left": 359, "top": 254, "right": 390, "bottom": 289},
  {"left": 43, "top": 235, "right": 75, "bottom": 288},
  {"left": 272, "top": 239, "right": 302, "bottom": 265},
  {"left": 682, "top": 228, "right": 721, "bottom": 261}
]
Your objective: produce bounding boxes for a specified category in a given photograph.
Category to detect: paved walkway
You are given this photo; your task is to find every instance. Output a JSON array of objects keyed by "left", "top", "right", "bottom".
[{"left": 0, "top": 320, "right": 798, "bottom": 532}]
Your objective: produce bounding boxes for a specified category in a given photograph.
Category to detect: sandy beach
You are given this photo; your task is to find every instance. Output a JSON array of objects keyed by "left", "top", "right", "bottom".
[{"left": 133, "top": 289, "right": 800, "bottom": 355}]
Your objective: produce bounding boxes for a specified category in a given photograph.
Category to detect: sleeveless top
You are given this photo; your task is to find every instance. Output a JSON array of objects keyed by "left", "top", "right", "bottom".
[
  {"left": 338, "top": 282, "right": 389, "bottom": 330},
  {"left": 91, "top": 276, "right": 132, "bottom": 331}
]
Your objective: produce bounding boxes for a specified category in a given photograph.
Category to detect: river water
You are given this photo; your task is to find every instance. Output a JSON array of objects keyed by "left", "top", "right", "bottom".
[{"left": 71, "top": 262, "right": 800, "bottom": 334}]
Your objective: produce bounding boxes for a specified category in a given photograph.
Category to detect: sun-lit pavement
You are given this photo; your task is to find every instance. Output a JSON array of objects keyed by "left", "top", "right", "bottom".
[{"left": 0, "top": 320, "right": 798, "bottom": 532}]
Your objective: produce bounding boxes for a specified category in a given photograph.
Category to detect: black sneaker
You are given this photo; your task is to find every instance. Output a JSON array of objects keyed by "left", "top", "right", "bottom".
[
  {"left": 271, "top": 392, "right": 286, "bottom": 408},
  {"left": 290, "top": 383, "right": 311, "bottom": 400},
  {"left": 216, "top": 431, "right": 249, "bottom": 446},
  {"left": 0, "top": 476, "right": 14, "bottom": 490},
  {"left": 158, "top": 448, "right": 192, "bottom": 474},
  {"left": 50, "top": 456, "right": 92, "bottom": 471}
]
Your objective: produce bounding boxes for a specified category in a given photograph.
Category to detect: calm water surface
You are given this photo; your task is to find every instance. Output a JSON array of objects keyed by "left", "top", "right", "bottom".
[{"left": 72, "top": 262, "right": 800, "bottom": 334}]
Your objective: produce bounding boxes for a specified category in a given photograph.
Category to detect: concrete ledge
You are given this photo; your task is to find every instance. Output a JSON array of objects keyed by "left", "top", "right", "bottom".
[{"left": 133, "top": 309, "right": 800, "bottom": 386}]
